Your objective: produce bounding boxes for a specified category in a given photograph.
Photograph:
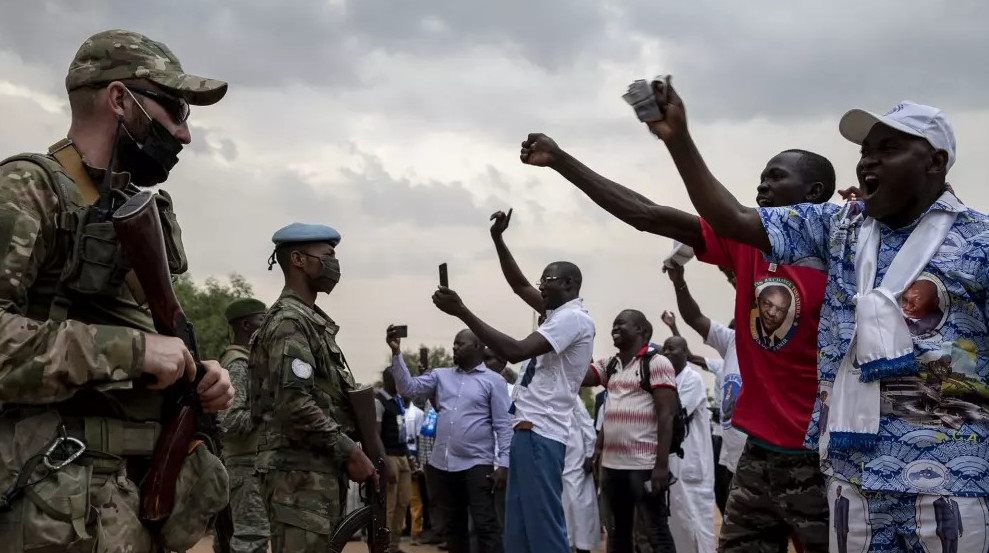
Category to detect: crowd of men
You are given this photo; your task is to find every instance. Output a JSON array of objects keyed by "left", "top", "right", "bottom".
[{"left": 0, "top": 26, "right": 984, "bottom": 553}]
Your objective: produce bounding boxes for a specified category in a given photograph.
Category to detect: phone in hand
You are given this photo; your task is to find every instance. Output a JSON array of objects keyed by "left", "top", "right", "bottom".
[
  {"left": 392, "top": 325, "right": 408, "bottom": 338},
  {"left": 439, "top": 263, "right": 449, "bottom": 288}
]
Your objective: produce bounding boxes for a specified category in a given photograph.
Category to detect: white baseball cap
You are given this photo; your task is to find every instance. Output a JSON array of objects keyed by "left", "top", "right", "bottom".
[{"left": 839, "top": 101, "right": 956, "bottom": 171}]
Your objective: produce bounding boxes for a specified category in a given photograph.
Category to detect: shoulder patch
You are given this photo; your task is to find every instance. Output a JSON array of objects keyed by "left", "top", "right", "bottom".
[{"left": 291, "top": 358, "right": 314, "bottom": 379}]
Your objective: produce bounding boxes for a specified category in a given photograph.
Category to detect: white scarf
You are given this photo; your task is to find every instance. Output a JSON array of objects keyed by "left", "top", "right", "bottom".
[{"left": 825, "top": 191, "right": 961, "bottom": 454}]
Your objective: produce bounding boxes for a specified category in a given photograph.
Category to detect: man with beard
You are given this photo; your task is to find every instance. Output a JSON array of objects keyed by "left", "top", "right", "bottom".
[
  {"left": 520, "top": 128, "right": 832, "bottom": 549},
  {"left": 385, "top": 328, "right": 511, "bottom": 553},
  {"left": 217, "top": 298, "right": 270, "bottom": 553},
  {"left": 249, "top": 223, "right": 377, "bottom": 553},
  {"left": 643, "top": 81, "right": 989, "bottom": 550},
  {"left": 0, "top": 30, "right": 234, "bottom": 553},
  {"left": 582, "top": 309, "right": 678, "bottom": 552}
]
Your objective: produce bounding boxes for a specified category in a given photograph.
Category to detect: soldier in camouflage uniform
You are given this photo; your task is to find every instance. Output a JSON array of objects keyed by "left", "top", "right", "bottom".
[
  {"left": 249, "top": 222, "right": 377, "bottom": 553},
  {"left": 217, "top": 298, "right": 270, "bottom": 553},
  {"left": 0, "top": 30, "right": 234, "bottom": 553}
]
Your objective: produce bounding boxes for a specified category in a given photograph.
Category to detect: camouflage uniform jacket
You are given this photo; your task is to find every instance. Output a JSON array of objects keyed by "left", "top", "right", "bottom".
[
  {"left": 250, "top": 288, "right": 358, "bottom": 474},
  {"left": 219, "top": 344, "right": 259, "bottom": 465},
  {"left": 0, "top": 146, "right": 183, "bottom": 418}
]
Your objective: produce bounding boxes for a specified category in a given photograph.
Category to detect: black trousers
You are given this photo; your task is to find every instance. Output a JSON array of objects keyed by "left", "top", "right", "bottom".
[
  {"left": 601, "top": 467, "right": 676, "bottom": 553},
  {"left": 712, "top": 434, "right": 735, "bottom": 516},
  {"left": 426, "top": 464, "right": 502, "bottom": 553}
]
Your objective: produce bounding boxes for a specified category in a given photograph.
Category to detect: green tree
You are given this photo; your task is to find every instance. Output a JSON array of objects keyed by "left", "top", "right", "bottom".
[{"left": 173, "top": 273, "right": 255, "bottom": 360}]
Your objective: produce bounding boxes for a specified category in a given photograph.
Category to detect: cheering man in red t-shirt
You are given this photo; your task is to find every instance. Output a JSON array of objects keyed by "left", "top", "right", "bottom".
[{"left": 520, "top": 131, "right": 834, "bottom": 551}]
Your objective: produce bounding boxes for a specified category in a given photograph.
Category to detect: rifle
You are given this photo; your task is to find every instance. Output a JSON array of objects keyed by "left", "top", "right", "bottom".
[
  {"left": 328, "top": 386, "right": 389, "bottom": 553},
  {"left": 111, "top": 190, "right": 234, "bottom": 552}
]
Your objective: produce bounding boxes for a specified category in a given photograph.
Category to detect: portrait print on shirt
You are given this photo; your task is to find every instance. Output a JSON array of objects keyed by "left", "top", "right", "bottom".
[
  {"left": 880, "top": 339, "right": 989, "bottom": 430},
  {"left": 900, "top": 273, "right": 950, "bottom": 337},
  {"left": 914, "top": 494, "right": 989, "bottom": 553},
  {"left": 827, "top": 478, "right": 869, "bottom": 553},
  {"left": 749, "top": 276, "right": 801, "bottom": 352},
  {"left": 721, "top": 373, "right": 741, "bottom": 425}
]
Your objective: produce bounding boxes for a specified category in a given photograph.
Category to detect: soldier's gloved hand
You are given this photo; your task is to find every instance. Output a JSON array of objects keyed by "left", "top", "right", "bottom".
[
  {"left": 142, "top": 334, "right": 196, "bottom": 390},
  {"left": 196, "top": 361, "right": 234, "bottom": 412}
]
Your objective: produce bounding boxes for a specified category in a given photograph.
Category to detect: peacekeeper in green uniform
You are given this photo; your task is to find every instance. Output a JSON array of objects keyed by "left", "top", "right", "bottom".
[
  {"left": 216, "top": 298, "right": 270, "bottom": 553},
  {"left": 0, "top": 30, "right": 234, "bottom": 553},
  {"left": 249, "top": 223, "right": 377, "bottom": 553}
]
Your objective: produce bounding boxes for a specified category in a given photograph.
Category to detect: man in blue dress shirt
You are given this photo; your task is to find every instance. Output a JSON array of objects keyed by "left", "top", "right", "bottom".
[{"left": 385, "top": 327, "right": 512, "bottom": 553}]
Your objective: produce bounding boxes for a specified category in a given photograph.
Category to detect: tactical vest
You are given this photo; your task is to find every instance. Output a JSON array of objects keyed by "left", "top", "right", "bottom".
[
  {"left": 218, "top": 345, "right": 259, "bottom": 460},
  {"left": 375, "top": 390, "right": 408, "bottom": 457},
  {"left": 0, "top": 140, "right": 188, "bottom": 421}
]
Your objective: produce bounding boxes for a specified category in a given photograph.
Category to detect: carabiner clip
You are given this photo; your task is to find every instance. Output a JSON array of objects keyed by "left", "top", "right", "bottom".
[{"left": 42, "top": 426, "right": 86, "bottom": 471}]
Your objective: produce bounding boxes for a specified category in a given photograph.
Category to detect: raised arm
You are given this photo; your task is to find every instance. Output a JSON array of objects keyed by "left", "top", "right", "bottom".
[
  {"left": 664, "top": 263, "right": 711, "bottom": 339},
  {"left": 432, "top": 288, "right": 555, "bottom": 364},
  {"left": 660, "top": 310, "right": 681, "bottom": 337},
  {"left": 644, "top": 84, "right": 770, "bottom": 252},
  {"left": 489, "top": 209, "right": 543, "bottom": 314},
  {"left": 386, "top": 329, "right": 440, "bottom": 399},
  {"left": 520, "top": 135, "right": 703, "bottom": 248}
]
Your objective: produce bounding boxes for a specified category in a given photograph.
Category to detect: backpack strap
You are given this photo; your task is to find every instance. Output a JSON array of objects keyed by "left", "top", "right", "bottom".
[
  {"left": 639, "top": 350, "right": 655, "bottom": 393},
  {"left": 604, "top": 356, "right": 621, "bottom": 382}
]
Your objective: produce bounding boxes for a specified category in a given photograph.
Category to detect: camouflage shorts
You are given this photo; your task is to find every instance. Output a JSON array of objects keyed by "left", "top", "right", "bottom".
[
  {"left": 719, "top": 441, "right": 829, "bottom": 553},
  {"left": 261, "top": 469, "right": 343, "bottom": 553}
]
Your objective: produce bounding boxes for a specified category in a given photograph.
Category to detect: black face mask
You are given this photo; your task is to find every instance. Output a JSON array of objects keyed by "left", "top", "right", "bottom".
[
  {"left": 307, "top": 255, "right": 341, "bottom": 294},
  {"left": 118, "top": 91, "right": 183, "bottom": 187}
]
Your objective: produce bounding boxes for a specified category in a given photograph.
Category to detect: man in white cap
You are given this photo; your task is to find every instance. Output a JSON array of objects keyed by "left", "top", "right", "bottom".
[{"left": 645, "top": 83, "right": 989, "bottom": 551}]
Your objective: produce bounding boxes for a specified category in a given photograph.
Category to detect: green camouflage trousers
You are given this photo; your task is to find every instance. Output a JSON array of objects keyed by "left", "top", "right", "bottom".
[
  {"left": 214, "top": 464, "right": 269, "bottom": 553},
  {"left": 261, "top": 469, "right": 342, "bottom": 553},
  {"left": 719, "top": 441, "right": 829, "bottom": 553}
]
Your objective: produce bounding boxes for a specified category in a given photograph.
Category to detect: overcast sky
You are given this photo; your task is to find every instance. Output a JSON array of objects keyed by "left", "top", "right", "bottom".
[{"left": 2, "top": 1, "right": 987, "bottom": 391}]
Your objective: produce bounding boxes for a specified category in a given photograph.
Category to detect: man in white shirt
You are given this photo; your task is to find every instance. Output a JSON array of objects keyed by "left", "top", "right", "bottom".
[
  {"left": 432, "top": 260, "right": 594, "bottom": 553},
  {"left": 662, "top": 337, "right": 716, "bottom": 553}
]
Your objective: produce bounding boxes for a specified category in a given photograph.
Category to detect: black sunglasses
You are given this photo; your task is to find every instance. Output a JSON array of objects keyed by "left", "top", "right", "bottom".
[{"left": 127, "top": 86, "right": 190, "bottom": 123}]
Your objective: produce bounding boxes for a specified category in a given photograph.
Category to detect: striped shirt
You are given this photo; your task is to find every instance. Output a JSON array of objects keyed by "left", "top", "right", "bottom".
[{"left": 590, "top": 351, "right": 677, "bottom": 470}]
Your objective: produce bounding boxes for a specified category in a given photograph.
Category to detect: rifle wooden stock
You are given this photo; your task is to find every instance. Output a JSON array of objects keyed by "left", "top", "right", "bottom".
[
  {"left": 347, "top": 386, "right": 390, "bottom": 553},
  {"left": 112, "top": 191, "right": 234, "bottom": 551}
]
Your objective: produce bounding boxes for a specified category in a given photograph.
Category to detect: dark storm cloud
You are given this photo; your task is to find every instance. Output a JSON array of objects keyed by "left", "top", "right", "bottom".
[{"left": 619, "top": 1, "right": 989, "bottom": 120}]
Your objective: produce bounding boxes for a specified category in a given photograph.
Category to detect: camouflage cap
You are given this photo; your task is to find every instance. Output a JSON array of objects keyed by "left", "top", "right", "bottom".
[
  {"left": 225, "top": 298, "right": 267, "bottom": 323},
  {"left": 66, "top": 29, "right": 227, "bottom": 106}
]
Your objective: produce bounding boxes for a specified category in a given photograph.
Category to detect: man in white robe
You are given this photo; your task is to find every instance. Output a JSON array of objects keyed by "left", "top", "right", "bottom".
[
  {"left": 563, "top": 399, "right": 600, "bottom": 553},
  {"left": 663, "top": 337, "right": 716, "bottom": 553}
]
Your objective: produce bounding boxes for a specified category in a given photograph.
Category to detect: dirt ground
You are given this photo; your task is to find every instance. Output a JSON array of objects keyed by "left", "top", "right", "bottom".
[
  {"left": 190, "top": 510, "right": 795, "bottom": 553},
  {"left": 189, "top": 508, "right": 802, "bottom": 553}
]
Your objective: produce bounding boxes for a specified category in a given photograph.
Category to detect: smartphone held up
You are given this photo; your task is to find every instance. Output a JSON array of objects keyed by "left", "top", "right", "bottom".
[{"left": 439, "top": 263, "right": 449, "bottom": 288}]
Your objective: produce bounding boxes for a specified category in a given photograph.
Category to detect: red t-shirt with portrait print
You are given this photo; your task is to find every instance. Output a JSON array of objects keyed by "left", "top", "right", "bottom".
[{"left": 695, "top": 218, "right": 825, "bottom": 450}]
